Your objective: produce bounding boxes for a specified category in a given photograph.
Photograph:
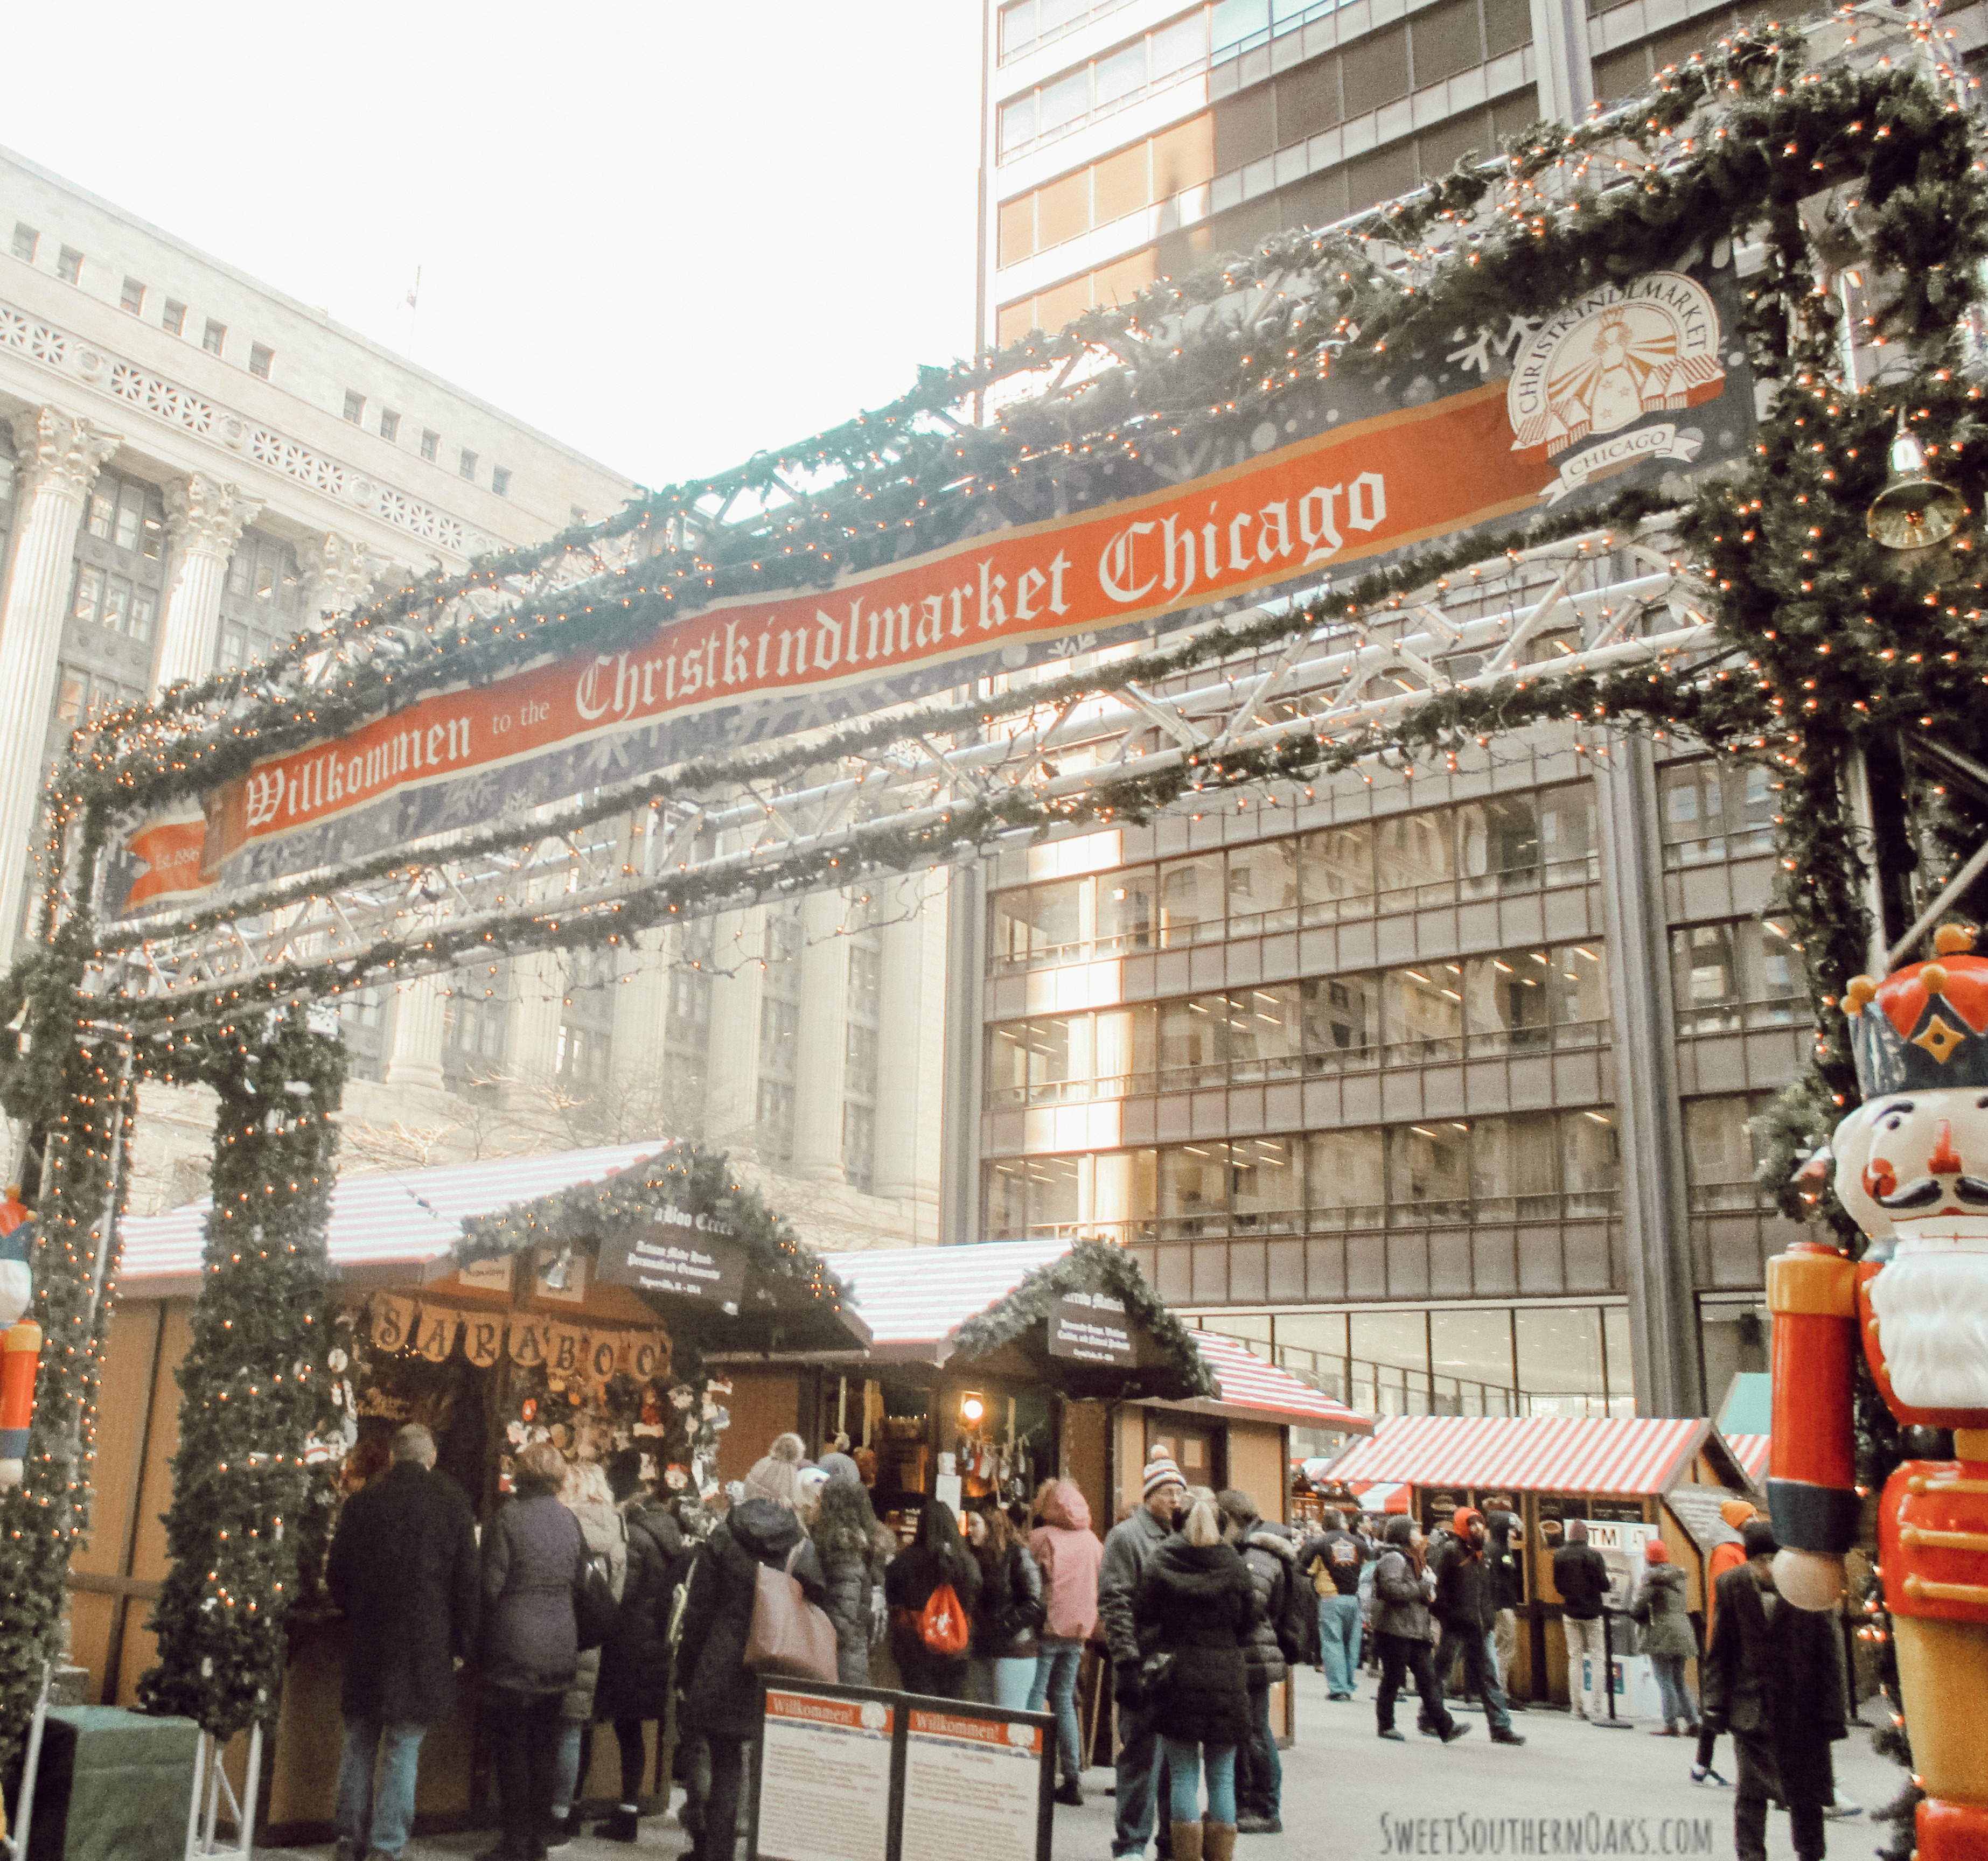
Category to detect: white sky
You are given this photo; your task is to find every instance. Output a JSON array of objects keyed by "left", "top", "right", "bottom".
[{"left": 5, "top": 2, "right": 985, "bottom": 491}]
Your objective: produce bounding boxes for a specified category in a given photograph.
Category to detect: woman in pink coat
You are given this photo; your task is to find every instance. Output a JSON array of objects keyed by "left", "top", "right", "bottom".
[{"left": 1028, "top": 1480, "right": 1105, "bottom": 1806}]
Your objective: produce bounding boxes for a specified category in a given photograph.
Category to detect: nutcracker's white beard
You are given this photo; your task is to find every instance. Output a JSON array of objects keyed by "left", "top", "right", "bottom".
[{"left": 1870, "top": 1243, "right": 1988, "bottom": 1410}]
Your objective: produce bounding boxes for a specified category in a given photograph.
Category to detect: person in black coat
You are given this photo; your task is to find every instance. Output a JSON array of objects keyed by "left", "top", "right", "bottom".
[
  {"left": 589, "top": 1451, "right": 688, "bottom": 1845},
  {"left": 1371, "top": 1514, "right": 1464, "bottom": 1745},
  {"left": 813, "top": 1474, "right": 892, "bottom": 1687},
  {"left": 1700, "top": 1521, "right": 1848, "bottom": 1861},
  {"left": 1133, "top": 1491, "right": 1259, "bottom": 1861},
  {"left": 1429, "top": 1508, "right": 1523, "bottom": 1744},
  {"left": 1217, "top": 1491, "right": 1307, "bottom": 1835},
  {"left": 479, "top": 1440, "right": 587, "bottom": 1861},
  {"left": 676, "top": 1440, "right": 826, "bottom": 1861},
  {"left": 326, "top": 1424, "right": 478, "bottom": 1861},
  {"left": 1553, "top": 1519, "right": 1613, "bottom": 1720},
  {"left": 884, "top": 1498, "right": 982, "bottom": 1699}
]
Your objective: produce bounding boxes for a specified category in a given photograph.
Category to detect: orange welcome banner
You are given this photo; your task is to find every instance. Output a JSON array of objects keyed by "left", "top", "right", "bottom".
[{"left": 119, "top": 381, "right": 1557, "bottom": 912}]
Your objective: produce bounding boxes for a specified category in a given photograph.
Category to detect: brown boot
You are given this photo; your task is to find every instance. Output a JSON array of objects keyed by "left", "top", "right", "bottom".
[
  {"left": 1171, "top": 1822, "right": 1205, "bottom": 1861},
  {"left": 1204, "top": 1820, "right": 1238, "bottom": 1861}
]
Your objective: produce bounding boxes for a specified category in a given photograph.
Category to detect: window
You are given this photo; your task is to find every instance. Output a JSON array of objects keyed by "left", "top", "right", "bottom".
[
  {"left": 53, "top": 666, "right": 142, "bottom": 732},
  {"left": 442, "top": 968, "right": 510, "bottom": 1089},
  {"left": 1684, "top": 1094, "right": 1768, "bottom": 1211},
  {"left": 458, "top": 447, "right": 478, "bottom": 481},
  {"left": 998, "top": 12, "right": 1210, "bottom": 155},
  {"left": 491, "top": 465, "right": 512, "bottom": 498},
  {"left": 1388, "top": 1121, "right": 1473, "bottom": 1223},
  {"left": 998, "top": 117, "right": 1216, "bottom": 268},
  {"left": 119, "top": 277, "right": 145, "bottom": 315},
  {"left": 757, "top": 1079, "right": 796, "bottom": 1165},
  {"left": 57, "top": 246, "right": 82, "bottom": 285},
  {"left": 71, "top": 564, "right": 158, "bottom": 645},
  {"left": 421, "top": 429, "right": 441, "bottom": 463},
  {"left": 11, "top": 223, "right": 37, "bottom": 263},
  {"left": 342, "top": 389, "right": 366, "bottom": 424},
  {"left": 248, "top": 343, "right": 274, "bottom": 380},
  {"left": 85, "top": 474, "right": 165, "bottom": 557},
  {"left": 202, "top": 319, "right": 226, "bottom": 355},
  {"left": 379, "top": 408, "right": 401, "bottom": 442},
  {"left": 338, "top": 987, "right": 393, "bottom": 1084},
  {"left": 1659, "top": 759, "right": 1778, "bottom": 866},
  {"left": 162, "top": 299, "right": 187, "bottom": 337},
  {"left": 215, "top": 528, "right": 302, "bottom": 672},
  {"left": 556, "top": 948, "right": 616, "bottom": 1090}
]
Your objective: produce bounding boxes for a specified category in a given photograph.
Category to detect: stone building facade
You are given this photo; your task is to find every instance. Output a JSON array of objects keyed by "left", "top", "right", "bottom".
[{"left": 0, "top": 147, "right": 946, "bottom": 1249}]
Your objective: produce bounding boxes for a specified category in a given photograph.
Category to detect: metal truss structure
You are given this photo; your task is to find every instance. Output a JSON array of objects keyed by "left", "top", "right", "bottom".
[{"left": 90, "top": 517, "right": 1720, "bottom": 1016}]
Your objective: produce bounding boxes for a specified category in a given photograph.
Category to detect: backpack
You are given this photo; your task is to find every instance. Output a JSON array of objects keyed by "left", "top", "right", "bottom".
[
  {"left": 574, "top": 1550, "right": 618, "bottom": 1652},
  {"left": 917, "top": 1580, "right": 971, "bottom": 1657}
]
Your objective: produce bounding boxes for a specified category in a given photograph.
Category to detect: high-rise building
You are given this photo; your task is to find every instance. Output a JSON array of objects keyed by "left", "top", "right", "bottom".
[
  {"left": 967, "top": 0, "right": 1878, "bottom": 1425},
  {"left": 978, "top": 0, "right": 1988, "bottom": 353},
  {"left": 0, "top": 147, "right": 946, "bottom": 1246}
]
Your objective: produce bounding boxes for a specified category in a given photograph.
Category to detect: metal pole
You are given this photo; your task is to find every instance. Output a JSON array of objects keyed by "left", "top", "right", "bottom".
[
  {"left": 201, "top": 1735, "right": 221, "bottom": 1854},
  {"left": 234, "top": 1723, "right": 262, "bottom": 1857},
  {"left": 183, "top": 1732, "right": 207, "bottom": 1861},
  {"left": 10, "top": 1660, "right": 51, "bottom": 1857},
  {"left": 1593, "top": 1610, "right": 1631, "bottom": 1728}
]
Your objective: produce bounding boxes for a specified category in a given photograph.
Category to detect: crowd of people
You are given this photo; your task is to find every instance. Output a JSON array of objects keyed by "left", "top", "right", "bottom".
[{"left": 323, "top": 1428, "right": 1852, "bottom": 1861}]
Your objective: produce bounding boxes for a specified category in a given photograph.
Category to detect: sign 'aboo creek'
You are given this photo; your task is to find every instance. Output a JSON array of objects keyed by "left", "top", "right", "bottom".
[{"left": 110, "top": 271, "right": 1740, "bottom": 918}]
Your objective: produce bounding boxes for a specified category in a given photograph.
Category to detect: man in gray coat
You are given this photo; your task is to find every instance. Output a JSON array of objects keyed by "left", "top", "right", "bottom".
[
  {"left": 327, "top": 1424, "right": 478, "bottom": 1861},
  {"left": 1099, "top": 1452, "right": 1185, "bottom": 1860}
]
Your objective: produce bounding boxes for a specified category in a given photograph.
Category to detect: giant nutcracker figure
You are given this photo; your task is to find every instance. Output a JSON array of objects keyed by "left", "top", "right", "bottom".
[
  {"left": 1769, "top": 922, "right": 1988, "bottom": 1861},
  {"left": 0, "top": 1185, "right": 39, "bottom": 1491}
]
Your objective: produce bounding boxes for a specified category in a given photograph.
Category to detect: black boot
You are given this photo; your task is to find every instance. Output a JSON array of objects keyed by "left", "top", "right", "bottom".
[{"left": 594, "top": 1806, "right": 641, "bottom": 1842}]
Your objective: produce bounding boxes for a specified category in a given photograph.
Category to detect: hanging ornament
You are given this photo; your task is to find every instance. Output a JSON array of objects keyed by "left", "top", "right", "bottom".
[{"left": 1866, "top": 414, "right": 1968, "bottom": 566}]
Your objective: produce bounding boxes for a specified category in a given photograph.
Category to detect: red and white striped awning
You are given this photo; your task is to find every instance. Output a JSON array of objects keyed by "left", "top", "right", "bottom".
[
  {"left": 1324, "top": 1414, "right": 1715, "bottom": 1496},
  {"left": 1188, "top": 1331, "right": 1372, "bottom": 1432},
  {"left": 118, "top": 1140, "right": 673, "bottom": 1285},
  {"left": 824, "top": 1239, "right": 1072, "bottom": 1350},
  {"left": 1348, "top": 1480, "right": 1412, "bottom": 1513},
  {"left": 1725, "top": 1433, "right": 1770, "bottom": 1484}
]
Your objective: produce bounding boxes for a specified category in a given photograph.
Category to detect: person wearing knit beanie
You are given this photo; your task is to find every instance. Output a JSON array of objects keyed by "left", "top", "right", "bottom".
[
  {"left": 1101, "top": 1452, "right": 1190, "bottom": 1858},
  {"left": 1694, "top": 1498, "right": 1762, "bottom": 1783},
  {"left": 1740, "top": 1519, "right": 1778, "bottom": 1562},
  {"left": 1644, "top": 1538, "right": 1671, "bottom": 1564},
  {"left": 742, "top": 1432, "right": 806, "bottom": 1509}
]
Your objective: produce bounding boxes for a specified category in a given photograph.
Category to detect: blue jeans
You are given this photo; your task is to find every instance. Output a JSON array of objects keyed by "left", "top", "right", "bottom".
[
  {"left": 1241, "top": 1685, "right": 1281, "bottom": 1819},
  {"left": 1160, "top": 1736, "right": 1237, "bottom": 1826},
  {"left": 1029, "top": 1638, "right": 1084, "bottom": 1782},
  {"left": 1112, "top": 1696, "right": 1161, "bottom": 1857},
  {"left": 334, "top": 1717, "right": 427, "bottom": 1857},
  {"left": 1650, "top": 1653, "right": 1699, "bottom": 1728},
  {"left": 552, "top": 1720, "right": 585, "bottom": 1813},
  {"left": 1318, "top": 1592, "right": 1362, "bottom": 1694}
]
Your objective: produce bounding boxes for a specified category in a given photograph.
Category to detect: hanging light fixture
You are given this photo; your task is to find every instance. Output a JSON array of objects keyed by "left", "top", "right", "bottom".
[{"left": 1867, "top": 413, "right": 1968, "bottom": 554}]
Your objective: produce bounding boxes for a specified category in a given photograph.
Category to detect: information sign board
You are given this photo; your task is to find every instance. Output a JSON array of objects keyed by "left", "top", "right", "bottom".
[
  {"left": 1048, "top": 1289, "right": 1136, "bottom": 1368},
  {"left": 751, "top": 1681, "right": 1051, "bottom": 1861}
]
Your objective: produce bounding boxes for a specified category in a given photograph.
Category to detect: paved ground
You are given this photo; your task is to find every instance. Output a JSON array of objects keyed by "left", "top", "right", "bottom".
[{"left": 261, "top": 1663, "right": 1907, "bottom": 1861}]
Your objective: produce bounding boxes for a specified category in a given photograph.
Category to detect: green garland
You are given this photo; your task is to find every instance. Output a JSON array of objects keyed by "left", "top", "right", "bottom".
[
  {"left": 948, "top": 1240, "right": 1216, "bottom": 1402},
  {"left": 135, "top": 1006, "right": 345, "bottom": 1740}
]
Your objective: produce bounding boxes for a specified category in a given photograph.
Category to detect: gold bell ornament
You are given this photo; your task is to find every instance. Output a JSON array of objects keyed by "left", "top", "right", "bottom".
[{"left": 1867, "top": 413, "right": 1968, "bottom": 564}]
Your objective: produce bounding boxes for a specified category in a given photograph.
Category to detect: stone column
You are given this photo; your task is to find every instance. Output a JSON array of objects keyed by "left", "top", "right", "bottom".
[
  {"left": 154, "top": 474, "right": 262, "bottom": 690},
  {"left": 502, "top": 949, "right": 563, "bottom": 1109},
  {"left": 610, "top": 930, "right": 673, "bottom": 1132},
  {"left": 939, "top": 859, "right": 987, "bottom": 1247},
  {"left": 791, "top": 892, "right": 850, "bottom": 1181},
  {"left": 0, "top": 407, "right": 122, "bottom": 952},
  {"left": 702, "top": 909, "right": 759, "bottom": 1156},
  {"left": 1594, "top": 734, "right": 1704, "bottom": 1416},
  {"left": 296, "top": 532, "right": 378, "bottom": 623},
  {"left": 383, "top": 973, "right": 450, "bottom": 1092}
]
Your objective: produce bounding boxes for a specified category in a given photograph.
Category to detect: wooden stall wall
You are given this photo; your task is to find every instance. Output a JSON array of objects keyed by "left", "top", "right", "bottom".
[
  {"left": 715, "top": 1368, "right": 806, "bottom": 1486},
  {"left": 1062, "top": 1398, "right": 1110, "bottom": 1537}
]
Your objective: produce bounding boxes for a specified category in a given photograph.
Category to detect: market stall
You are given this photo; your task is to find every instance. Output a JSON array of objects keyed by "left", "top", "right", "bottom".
[
  {"left": 1323, "top": 1415, "right": 1759, "bottom": 1710},
  {"left": 90, "top": 1139, "right": 861, "bottom": 1845}
]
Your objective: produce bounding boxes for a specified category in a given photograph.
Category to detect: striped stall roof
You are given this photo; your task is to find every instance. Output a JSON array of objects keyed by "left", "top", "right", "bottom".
[
  {"left": 118, "top": 1140, "right": 673, "bottom": 1284},
  {"left": 1726, "top": 1433, "right": 1771, "bottom": 1484},
  {"left": 1323, "top": 1413, "right": 1713, "bottom": 1497},
  {"left": 822, "top": 1239, "right": 1072, "bottom": 1349},
  {"left": 1189, "top": 1331, "right": 1372, "bottom": 1431}
]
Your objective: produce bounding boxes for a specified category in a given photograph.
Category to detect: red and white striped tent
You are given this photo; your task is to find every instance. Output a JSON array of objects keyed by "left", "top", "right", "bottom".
[
  {"left": 1322, "top": 1412, "right": 1754, "bottom": 1498},
  {"left": 1725, "top": 1432, "right": 1771, "bottom": 1485},
  {"left": 1182, "top": 1330, "right": 1373, "bottom": 1435}
]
